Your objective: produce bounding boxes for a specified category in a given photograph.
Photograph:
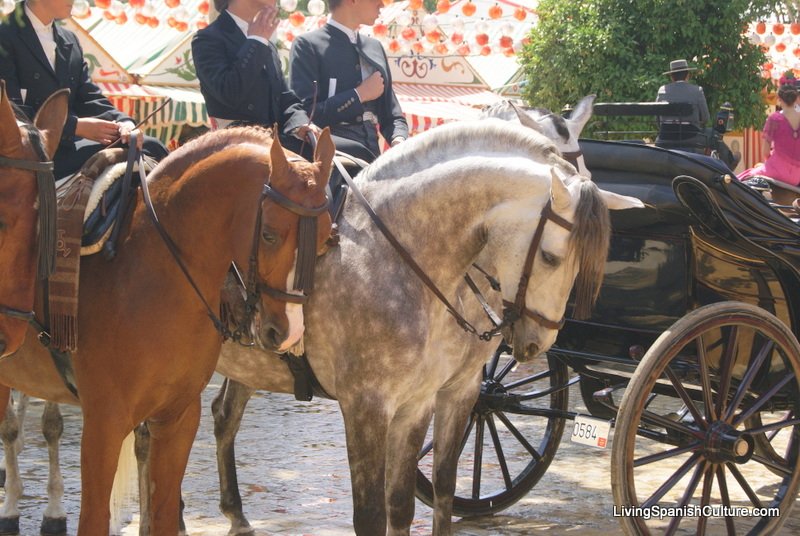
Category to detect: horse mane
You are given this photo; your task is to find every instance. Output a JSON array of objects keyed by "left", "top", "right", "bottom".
[
  {"left": 570, "top": 180, "right": 611, "bottom": 320},
  {"left": 361, "top": 119, "right": 573, "bottom": 182},
  {"left": 148, "top": 126, "right": 274, "bottom": 181},
  {"left": 481, "top": 101, "right": 571, "bottom": 142}
]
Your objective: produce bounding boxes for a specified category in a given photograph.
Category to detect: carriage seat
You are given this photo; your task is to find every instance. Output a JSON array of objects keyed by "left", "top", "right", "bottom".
[{"left": 654, "top": 122, "right": 710, "bottom": 153}]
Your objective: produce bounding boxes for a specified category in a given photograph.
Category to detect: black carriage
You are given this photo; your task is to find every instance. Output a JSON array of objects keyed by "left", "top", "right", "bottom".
[{"left": 415, "top": 138, "right": 800, "bottom": 535}]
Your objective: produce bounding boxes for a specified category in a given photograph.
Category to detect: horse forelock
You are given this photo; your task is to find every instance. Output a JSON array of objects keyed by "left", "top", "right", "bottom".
[
  {"left": 362, "top": 119, "right": 563, "bottom": 183},
  {"left": 570, "top": 180, "right": 610, "bottom": 320}
]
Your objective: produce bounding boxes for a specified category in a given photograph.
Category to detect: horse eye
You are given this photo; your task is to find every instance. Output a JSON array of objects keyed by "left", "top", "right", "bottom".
[
  {"left": 541, "top": 251, "right": 560, "bottom": 267},
  {"left": 261, "top": 228, "right": 279, "bottom": 245}
]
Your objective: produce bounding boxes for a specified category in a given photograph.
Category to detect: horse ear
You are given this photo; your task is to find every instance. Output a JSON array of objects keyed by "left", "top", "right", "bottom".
[
  {"left": 568, "top": 94, "right": 596, "bottom": 133},
  {"left": 550, "top": 167, "right": 572, "bottom": 212},
  {"left": 598, "top": 189, "right": 645, "bottom": 210},
  {"left": 0, "top": 81, "right": 23, "bottom": 153},
  {"left": 33, "top": 88, "right": 69, "bottom": 159},
  {"left": 509, "top": 101, "right": 545, "bottom": 134},
  {"left": 314, "top": 127, "right": 334, "bottom": 188},
  {"left": 270, "top": 125, "right": 290, "bottom": 180}
]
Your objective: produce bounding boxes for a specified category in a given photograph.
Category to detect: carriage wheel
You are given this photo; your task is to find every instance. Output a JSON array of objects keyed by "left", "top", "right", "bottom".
[
  {"left": 611, "top": 302, "right": 800, "bottom": 535},
  {"left": 415, "top": 340, "right": 569, "bottom": 517}
]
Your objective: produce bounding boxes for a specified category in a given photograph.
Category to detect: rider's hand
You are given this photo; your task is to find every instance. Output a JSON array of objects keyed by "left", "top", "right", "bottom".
[
  {"left": 75, "top": 117, "right": 121, "bottom": 145},
  {"left": 390, "top": 136, "right": 405, "bottom": 147},
  {"left": 117, "top": 122, "right": 144, "bottom": 150},
  {"left": 355, "top": 72, "right": 384, "bottom": 103},
  {"left": 249, "top": 5, "right": 280, "bottom": 41},
  {"left": 294, "top": 123, "right": 322, "bottom": 142}
]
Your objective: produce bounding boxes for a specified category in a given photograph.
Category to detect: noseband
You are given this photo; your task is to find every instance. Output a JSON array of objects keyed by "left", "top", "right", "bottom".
[{"left": 0, "top": 127, "right": 56, "bottom": 325}]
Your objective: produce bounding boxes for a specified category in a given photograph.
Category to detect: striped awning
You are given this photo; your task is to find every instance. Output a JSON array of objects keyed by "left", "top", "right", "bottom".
[{"left": 394, "top": 83, "right": 505, "bottom": 108}]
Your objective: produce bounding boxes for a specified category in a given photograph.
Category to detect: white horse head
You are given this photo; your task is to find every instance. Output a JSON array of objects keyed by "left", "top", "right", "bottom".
[{"left": 482, "top": 95, "right": 596, "bottom": 178}]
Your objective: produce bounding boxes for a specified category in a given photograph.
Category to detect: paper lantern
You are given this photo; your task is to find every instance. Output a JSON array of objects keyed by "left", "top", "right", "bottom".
[
  {"left": 109, "top": 0, "right": 124, "bottom": 17},
  {"left": 164, "top": 0, "right": 180, "bottom": 7},
  {"left": 95, "top": 0, "right": 111, "bottom": 9},
  {"left": 436, "top": 0, "right": 449, "bottom": 14},
  {"left": 451, "top": 17, "right": 464, "bottom": 32},
  {"left": 499, "top": 35, "right": 512, "bottom": 48},
  {"left": 755, "top": 21, "right": 766, "bottom": 34},
  {"left": 373, "top": 22, "right": 389, "bottom": 37},
  {"left": 134, "top": 12, "right": 147, "bottom": 24},
  {"left": 450, "top": 32, "right": 463, "bottom": 45},
  {"left": 71, "top": 0, "right": 90, "bottom": 18},
  {"left": 513, "top": 7, "right": 526, "bottom": 21},
  {"left": 475, "top": 33, "right": 488, "bottom": 46},
  {"left": 774, "top": 23, "right": 785, "bottom": 35},
  {"left": 289, "top": 11, "right": 305, "bottom": 27},
  {"left": 198, "top": 1, "right": 209, "bottom": 15},
  {"left": 388, "top": 39, "right": 402, "bottom": 54},
  {"left": 422, "top": 14, "right": 438, "bottom": 32},
  {"left": 426, "top": 29, "right": 441, "bottom": 43},
  {"left": 115, "top": 12, "right": 127, "bottom": 24},
  {"left": 409, "top": 0, "right": 423, "bottom": 10},
  {"left": 480, "top": 45, "right": 491, "bottom": 56},
  {"left": 488, "top": 4, "right": 502, "bottom": 20},
  {"left": 141, "top": 3, "right": 155, "bottom": 17},
  {"left": 461, "top": 1, "right": 475, "bottom": 17},
  {"left": 308, "top": 0, "right": 325, "bottom": 16},
  {"left": 475, "top": 20, "right": 489, "bottom": 34},
  {"left": 792, "top": 22, "right": 800, "bottom": 35},
  {"left": 147, "top": 16, "right": 159, "bottom": 28},
  {"left": 280, "top": 0, "right": 298, "bottom": 12}
]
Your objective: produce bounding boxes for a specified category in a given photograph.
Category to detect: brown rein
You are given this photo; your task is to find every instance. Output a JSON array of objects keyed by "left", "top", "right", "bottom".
[{"left": 332, "top": 157, "right": 572, "bottom": 340}]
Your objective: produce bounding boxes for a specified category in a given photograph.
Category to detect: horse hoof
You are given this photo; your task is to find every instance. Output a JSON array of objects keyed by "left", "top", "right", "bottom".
[
  {"left": 0, "top": 516, "right": 19, "bottom": 535},
  {"left": 40, "top": 517, "right": 67, "bottom": 536}
]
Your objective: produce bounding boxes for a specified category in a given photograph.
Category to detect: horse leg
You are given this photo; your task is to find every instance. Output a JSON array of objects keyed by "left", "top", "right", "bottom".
[
  {"left": 431, "top": 384, "right": 482, "bottom": 535},
  {"left": 135, "top": 423, "right": 187, "bottom": 536},
  {"left": 134, "top": 423, "right": 151, "bottom": 536},
  {"left": 340, "top": 396, "right": 391, "bottom": 535},
  {"left": 76, "top": 411, "right": 131, "bottom": 535},
  {"left": 0, "top": 386, "right": 11, "bottom": 488},
  {"left": 385, "top": 403, "right": 434, "bottom": 536},
  {"left": 211, "top": 378, "right": 256, "bottom": 536},
  {"left": 147, "top": 398, "right": 201, "bottom": 535},
  {"left": 40, "top": 402, "right": 67, "bottom": 536},
  {"left": 0, "top": 390, "right": 22, "bottom": 535}
]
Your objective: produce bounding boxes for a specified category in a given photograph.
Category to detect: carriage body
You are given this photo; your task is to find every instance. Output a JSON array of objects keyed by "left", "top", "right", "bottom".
[
  {"left": 416, "top": 137, "right": 800, "bottom": 534},
  {"left": 554, "top": 139, "right": 800, "bottom": 404}
]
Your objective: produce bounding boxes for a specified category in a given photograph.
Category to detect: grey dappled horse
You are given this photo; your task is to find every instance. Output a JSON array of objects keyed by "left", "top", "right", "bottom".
[
  {"left": 193, "top": 119, "right": 643, "bottom": 535},
  {"left": 481, "top": 95, "right": 595, "bottom": 178}
]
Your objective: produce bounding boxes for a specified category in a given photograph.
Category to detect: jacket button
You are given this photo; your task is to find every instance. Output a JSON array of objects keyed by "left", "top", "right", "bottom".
[
  {"left": 247, "top": 104, "right": 254, "bottom": 111},
  {"left": 355, "top": 115, "right": 362, "bottom": 122},
  {"left": 34, "top": 72, "right": 40, "bottom": 79}
]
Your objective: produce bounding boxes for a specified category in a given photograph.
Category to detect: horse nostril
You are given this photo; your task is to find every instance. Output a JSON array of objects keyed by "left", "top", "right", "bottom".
[
  {"left": 526, "top": 342, "right": 540, "bottom": 358},
  {"left": 264, "top": 324, "right": 285, "bottom": 349}
]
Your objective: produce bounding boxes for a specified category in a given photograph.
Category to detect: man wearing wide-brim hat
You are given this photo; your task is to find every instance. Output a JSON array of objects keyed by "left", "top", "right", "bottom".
[{"left": 656, "top": 58, "right": 710, "bottom": 131}]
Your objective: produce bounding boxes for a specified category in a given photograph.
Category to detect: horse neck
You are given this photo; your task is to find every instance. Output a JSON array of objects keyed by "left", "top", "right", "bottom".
[
  {"left": 133, "top": 158, "right": 265, "bottom": 293},
  {"left": 351, "top": 164, "right": 549, "bottom": 287}
]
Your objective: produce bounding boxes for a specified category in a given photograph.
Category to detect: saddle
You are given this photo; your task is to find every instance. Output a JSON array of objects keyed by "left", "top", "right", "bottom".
[{"left": 47, "top": 148, "right": 156, "bottom": 352}]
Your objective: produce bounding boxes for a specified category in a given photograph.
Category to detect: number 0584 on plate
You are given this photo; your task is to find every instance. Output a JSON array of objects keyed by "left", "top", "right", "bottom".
[{"left": 570, "top": 414, "right": 612, "bottom": 448}]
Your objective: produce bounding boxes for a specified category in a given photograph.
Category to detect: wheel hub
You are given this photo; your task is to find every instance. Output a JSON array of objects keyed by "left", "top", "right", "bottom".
[
  {"left": 704, "top": 421, "right": 754, "bottom": 464},
  {"left": 476, "top": 380, "right": 510, "bottom": 414}
]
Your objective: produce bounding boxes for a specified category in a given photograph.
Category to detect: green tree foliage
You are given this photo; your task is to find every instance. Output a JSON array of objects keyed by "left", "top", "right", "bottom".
[{"left": 519, "top": 0, "right": 780, "bottom": 136}]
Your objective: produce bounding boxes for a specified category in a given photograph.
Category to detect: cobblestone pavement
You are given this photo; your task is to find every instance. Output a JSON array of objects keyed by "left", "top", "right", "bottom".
[{"left": 5, "top": 371, "right": 800, "bottom": 535}]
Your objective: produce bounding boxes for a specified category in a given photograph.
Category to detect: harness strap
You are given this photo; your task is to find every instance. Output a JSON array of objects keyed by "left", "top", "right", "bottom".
[{"left": 333, "top": 158, "right": 480, "bottom": 336}]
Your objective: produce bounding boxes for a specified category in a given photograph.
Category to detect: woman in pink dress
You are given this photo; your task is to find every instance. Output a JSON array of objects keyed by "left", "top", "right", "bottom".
[{"left": 740, "top": 84, "right": 800, "bottom": 186}]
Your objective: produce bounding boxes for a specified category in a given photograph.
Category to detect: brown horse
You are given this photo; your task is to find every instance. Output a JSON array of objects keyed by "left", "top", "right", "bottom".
[
  {"left": 0, "top": 83, "right": 67, "bottom": 357},
  {"left": 0, "top": 125, "right": 333, "bottom": 534}
]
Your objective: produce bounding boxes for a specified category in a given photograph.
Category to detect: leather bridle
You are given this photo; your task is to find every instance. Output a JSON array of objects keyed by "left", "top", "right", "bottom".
[
  {"left": 332, "top": 157, "right": 573, "bottom": 341},
  {"left": 0, "top": 127, "right": 56, "bottom": 325},
  {"left": 135, "top": 142, "right": 329, "bottom": 343}
]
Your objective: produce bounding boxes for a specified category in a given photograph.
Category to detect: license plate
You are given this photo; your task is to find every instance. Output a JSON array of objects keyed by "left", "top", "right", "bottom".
[{"left": 570, "top": 414, "right": 611, "bottom": 448}]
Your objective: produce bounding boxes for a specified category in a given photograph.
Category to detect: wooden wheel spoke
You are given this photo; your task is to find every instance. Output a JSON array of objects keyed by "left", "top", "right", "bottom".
[
  {"left": 486, "top": 414, "right": 513, "bottom": 491},
  {"left": 715, "top": 326, "right": 739, "bottom": 419},
  {"left": 642, "top": 452, "right": 702, "bottom": 508},
  {"left": 715, "top": 466, "right": 737, "bottom": 536},
  {"left": 485, "top": 343, "right": 507, "bottom": 379},
  {"left": 503, "top": 369, "right": 553, "bottom": 391},
  {"left": 696, "top": 463, "right": 716, "bottom": 536},
  {"left": 471, "top": 415, "right": 485, "bottom": 500},
  {"left": 494, "top": 411, "right": 542, "bottom": 462},
  {"left": 743, "top": 416, "right": 800, "bottom": 436},
  {"left": 457, "top": 414, "right": 476, "bottom": 458},
  {"left": 633, "top": 441, "right": 702, "bottom": 468},
  {"left": 664, "top": 365, "right": 708, "bottom": 430},
  {"left": 695, "top": 336, "right": 717, "bottom": 421},
  {"left": 664, "top": 460, "right": 706, "bottom": 536},
  {"left": 733, "top": 372, "right": 795, "bottom": 427},
  {"left": 750, "top": 453, "right": 792, "bottom": 476},
  {"left": 495, "top": 359, "right": 518, "bottom": 383},
  {"left": 724, "top": 340, "right": 774, "bottom": 422},
  {"left": 726, "top": 463, "right": 764, "bottom": 509},
  {"left": 640, "top": 409, "right": 701, "bottom": 439}
]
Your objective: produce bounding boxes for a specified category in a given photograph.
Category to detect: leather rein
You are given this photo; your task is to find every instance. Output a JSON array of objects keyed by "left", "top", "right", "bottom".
[
  {"left": 331, "top": 157, "right": 573, "bottom": 341},
  {"left": 0, "top": 126, "right": 57, "bottom": 325}
]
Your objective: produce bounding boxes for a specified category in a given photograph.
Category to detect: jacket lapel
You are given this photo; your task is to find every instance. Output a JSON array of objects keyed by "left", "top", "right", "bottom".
[
  {"left": 53, "top": 25, "right": 73, "bottom": 87},
  {"left": 16, "top": 10, "right": 58, "bottom": 80}
]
